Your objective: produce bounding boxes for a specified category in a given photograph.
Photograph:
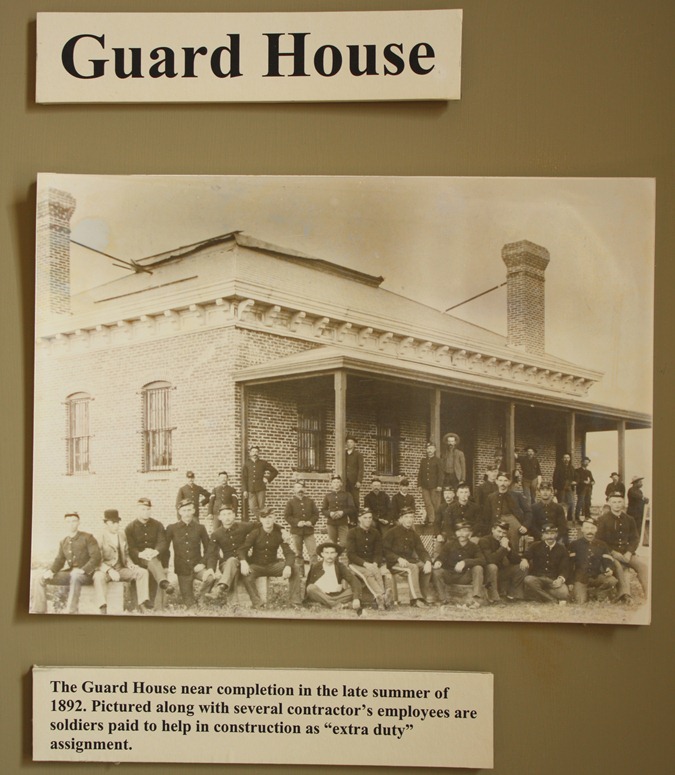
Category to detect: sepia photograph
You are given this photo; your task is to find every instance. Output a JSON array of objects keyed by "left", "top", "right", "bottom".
[{"left": 30, "top": 174, "right": 653, "bottom": 624}]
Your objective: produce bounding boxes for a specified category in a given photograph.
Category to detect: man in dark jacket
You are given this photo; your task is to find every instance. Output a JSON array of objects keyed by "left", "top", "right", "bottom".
[
  {"left": 418, "top": 442, "right": 444, "bottom": 525},
  {"left": 383, "top": 508, "right": 432, "bottom": 606},
  {"left": 552, "top": 452, "right": 576, "bottom": 520},
  {"left": 346, "top": 509, "right": 391, "bottom": 610},
  {"left": 478, "top": 520, "right": 526, "bottom": 604},
  {"left": 485, "top": 472, "right": 529, "bottom": 553},
  {"left": 521, "top": 523, "right": 570, "bottom": 604},
  {"left": 530, "top": 482, "right": 569, "bottom": 544},
  {"left": 574, "top": 457, "right": 595, "bottom": 520},
  {"left": 284, "top": 481, "right": 320, "bottom": 575},
  {"left": 305, "top": 542, "right": 362, "bottom": 613},
  {"left": 175, "top": 471, "right": 211, "bottom": 521},
  {"left": 626, "top": 476, "right": 649, "bottom": 536},
  {"left": 125, "top": 497, "right": 174, "bottom": 605},
  {"left": 166, "top": 499, "right": 214, "bottom": 607},
  {"left": 205, "top": 507, "right": 254, "bottom": 601},
  {"left": 241, "top": 445, "right": 279, "bottom": 521},
  {"left": 344, "top": 435, "right": 365, "bottom": 513},
  {"left": 516, "top": 446, "right": 542, "bottom": 507},
  {"left": 432, "top": 521, "right": 486, "bottom": 608},
  {"left": 389, "top": 478, "right": 416, "bottom": 522},
  {"left": 364, "top": 478, "right": 391, "bottom": 533},
  {"left": 208, "top": 471, "right": 239, "bottom": 525},
  {"left": 322, "top": 475, "right": 356, "bottom": 548},
  {"left": 568, "top": 518, "right": 617, "bottom": 603}
]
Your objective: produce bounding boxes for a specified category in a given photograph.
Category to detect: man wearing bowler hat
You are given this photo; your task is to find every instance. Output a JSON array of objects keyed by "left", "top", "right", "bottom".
[
  {"left": 605, "top": 472, "right": 626, "bottom": 500},
  {"left": 175, "top": 471, "right": 211, "bottom": 521},
  {"left": 305, "top": 541, "right": 362, "bottom": 613},
  {"left": 125, "top": 497, "right": 174, "bottom": 607},
  {"left": 93, "top": 509, "right": 151, "bottom": 614}
]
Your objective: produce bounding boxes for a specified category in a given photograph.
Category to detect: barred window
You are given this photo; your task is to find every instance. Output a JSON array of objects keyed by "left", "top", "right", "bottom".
[
  {"left": 376, "top": 418, "right": 400, "bottom": 476},
  {"left": 297, "top": 406, "right": 325, "bottom": 472},
  {"left": 66, "top": 392, "right": 91, "bottom": 474},
  {"left": 142, "top": 381, "right": 173, "bottom": 471}
]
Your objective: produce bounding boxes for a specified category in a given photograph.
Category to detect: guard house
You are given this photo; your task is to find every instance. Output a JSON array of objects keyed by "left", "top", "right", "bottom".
[{"left": 32, "top": 188, "right": 651, "bottom": 552}]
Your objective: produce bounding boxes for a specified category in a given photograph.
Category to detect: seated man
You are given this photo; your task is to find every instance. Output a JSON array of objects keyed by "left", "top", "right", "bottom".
[
  {"left": 321, "top": 475, "right": 355, "bottom": 548},
  {"left": 93, "top": 509, "right": 151, "bottom": 614},
  {"left": 346, "top": 509, "right": 392, "bottom": 610},
  {"left": 596, "top": 491, "right": 648, "bottom": 605},
  {"left": 32, "top": 512, "right": 101, "bottom": 614},
  {"left": 478, "top": 520, "right": 526, "bottom": 604},
  {"left": 521, "top": 523, "right": 570, "bottom": 604},
  {"left": 433, "top": 486, "right": 456, "bottom": 544},
  {"left": 486, "top": 472, "right": 530, "bottom": 553},
  {"left": 364, "top": 478, "right": 391, "bottom": 533},
  {"left": 530, "top": 482, "right": 569, "bottom": 544},
  {"left": 389, "top": 478, "right": 416, "bottom": 523},
  {"left": 205, "top": 507, "right": 254, "bottom": 600},
  {"left": 305, "top": 541, "right": 362, "bottom": 614},
  {"left": 432, "top": 521, "right": 486, "bottom": 609},
  {"left": 238, "top": 507, "right": 302, "bottom": 609},
  {"left": 125, "top": 497, "right": 175, "bottom": 607},
  {"left": 284, "top": 481, "right": 320, "bottom": 576},
  {"left": 569, "top": 518, "right": 617, "bottom": 603},
  {"left": 382, "top": 507, "right": 432, "bottom": 607},
  {"left": 437, "top": 482, "right": 485, "bottom": 543},
  {"left": 166, "top": 499, "right": 215, "bottom": 608},
  {"left": 208, "top": 471, "right": 239, "bottom": 526}
]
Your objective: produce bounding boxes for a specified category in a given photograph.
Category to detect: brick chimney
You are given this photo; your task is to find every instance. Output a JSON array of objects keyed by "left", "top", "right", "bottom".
[
  {"left": 501, "top": 240, "right": 550, "bottom": 356},
  {"left": 36, "top": 188, "right": 76, "bottom": 317}
]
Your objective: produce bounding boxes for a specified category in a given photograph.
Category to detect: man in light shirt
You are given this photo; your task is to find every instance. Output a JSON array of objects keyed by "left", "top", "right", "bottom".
[{"left": 305, "top": 542, "right": 362, "bottom": 614}]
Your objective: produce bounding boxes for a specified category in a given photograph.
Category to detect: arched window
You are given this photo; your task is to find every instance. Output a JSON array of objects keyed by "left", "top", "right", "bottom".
[
  {"left": 66, "top": 392, "right": 91, "bottom": 474},
  {"left": 142, "top": 381, "right": 173, "bottom": 471}
]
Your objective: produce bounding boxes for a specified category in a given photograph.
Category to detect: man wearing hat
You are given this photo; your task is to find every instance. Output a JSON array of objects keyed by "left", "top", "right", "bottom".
[
  {"left": 175, "top": 471, "right": 211, "bottom": 521},
  {"left": 441, "top": 432, "right": 466, "bottom": 491},
  {"left": 31, "top": 512, "right": 101, "bottom": 614},
  {"left": 364, "top": 477, "right": 391, "bottom": 533},
  {"left": 485, "top": 472, "right": 529, "bottom": 553},
  {"left": 383, "top": 507, "right": 432, "bottom": 606},
  {"left": 125, "top": 498, "right": 174, "bottom": 606},
  {"left": 344, "top": 435, "right": 364, "bottom": 515},
  {"left": 321, "top": 474, "right": 356, "bottom": 548},
  {"left": 553, "top": 452, "right": 577, "bottom": 521},
  {"left": 208, "top": 471, "right": 239, "bottom": 526},
  {"left": 93, "top": 509, "right": 150, "bottom": 614},
  {"left": 530, "top": 482, "right": 569, "bottom": 544},
  {"left": 241, "top": 445, "right": 279, "bottom": 521},
  {"left": 205, "top": 507, "right": 255, "bottom": 600},
  {"left": 166, "top": 500, "right": 214, "bottom": 607},
  {"left": 305, "top": 541, "right": 362, "bottom": 612},
  {"left": 417, "top": 441, "right": 445, "bottom": 525},
  {"left": 568, "top": 518, "right": 617, "bottom": 604},
  {"left": 596, "top": 492, "right": 648, "bottom": 604},
  {"left": 605, "top": 472, "right": 626, "bottom": 500},
  {"left": 433, "top": 486, "right": 457, "bottom": 543},
  {"left": 346, "top": 509, "right": 392, "bottom": 610},
  {"left": 284, "top": 481, "right": 320, "bottom": 576},
  {"left": 432, "top": 521, "right": 486, "bottom": 608},
  {"left": 475, "top": 466, "right": 499, "bottom": 525},
  {"left": 238, "top": 508, "right": 302, "bottom": 609},
  {"left": 574, "top": 457, "right": 595, "bottom": 520},
  {"left": 478, "top": 520, "right": 526, "bottom": 605},
  {"left": 389, "top": 478, "right": 416, "bottom": 523},
  {"left": 436, "top": 481, "right": 485, "bottom": 542},
  {"left": 520, "top": 523, "right": 571, "bottom": 604},
  {"left": 516, "top": 446, "right": 542, "bottom": 507},
  {"left": 627, "top": 476, "right": 649, "bottom": 536}
]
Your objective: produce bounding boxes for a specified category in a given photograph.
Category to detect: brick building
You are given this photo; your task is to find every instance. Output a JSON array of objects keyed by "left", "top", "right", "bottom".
[{"left": 31, "top": 187, "right": 651, "bottom": 559}]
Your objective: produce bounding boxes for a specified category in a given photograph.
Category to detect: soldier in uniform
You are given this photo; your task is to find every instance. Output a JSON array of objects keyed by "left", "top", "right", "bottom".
[
  {"left": 568, "top": 518, "right": 617, "bottom": 603},
  {"left": 284, "top": 481, "right": 320, "bottom": 576},
  {"left": 485, "top": 472, "right": 529, "bottom": 552},
  {"left": 175, "top": 471, "right": 211, "bottom": 521},
  {"left": 241, "top": 445, "right": 279, "bottom": 521},
  {"left": 478, "top": 520, "right": 526, "bottom": 605},
  {"left": 521, "top": 523, "right": 570, "bottom": 604},
  {"left": 344, "top": 435, "right": 364, "bottom": 514},
  {"left": 321, "top": 474, "right": 356, "bottom": 548},
  {"left": 166, "top": 499, "right": 214, "bottom": 607},
  {"left": 205, "top": 507, "right": 254, "bottom": 601},
  {"left": 530, "top": 482, "right": 569, "bottom": 544},
  {"left": 364, "top": 477, "right": 391, "bottom": 533},
  {"left": 432, "top": 521, "right": 486, "bottom": 608},
  {"left": 346, "top": 509, "right": 392, "bottom": 610},
  {"left": 417, "top": 441, "right": 444, "bottom": 525},
  {"left": 574, "top": 457, "right": 595, "bottom": 520},
  {"left": 389, "top": 478, "right": 416, "bottom": 523},
  {"left": 125, "top": 497, "right": 174, "bottom": 606},
  {"left": 208, "top": 471, "right": 239, "bottom": 525},
  {"left": 383, "top": 508, "right": 432, "bottom": 607},
  {"left": 32, "top": 512, "right": 101, "bottom": 614}
]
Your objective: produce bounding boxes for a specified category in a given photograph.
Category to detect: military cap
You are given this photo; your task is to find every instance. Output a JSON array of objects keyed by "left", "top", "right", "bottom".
[
  {"left": 177, "top": 498, "right": 193, "bottom": 509},
  {"left": 137, "top": 497, "right": 152, "bottom": 507}
]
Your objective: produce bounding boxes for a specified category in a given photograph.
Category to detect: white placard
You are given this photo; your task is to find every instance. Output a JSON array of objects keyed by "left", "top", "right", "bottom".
[
  {"left": 33, "top": 665, "right": 493, "bottom": 768},
  {"left": 36, "top": 11, "right": 462, "bottom": 103}
]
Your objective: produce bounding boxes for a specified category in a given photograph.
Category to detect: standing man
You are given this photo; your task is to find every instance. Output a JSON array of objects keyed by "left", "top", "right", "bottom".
[
  {"left": 530, "top": 482, "right": 569, "bottom": 544},
  {"left": 475, "top": 467, "right": 499, "bottom": 523},
  {"left": 626, "top": 476, "right": 649, "bottom": 537},
  {"left": 485, "top": 472, "right": 529, "bottom": 553},
  {"left": 344, "top": 435, "right": 364, "bottom": 514},
  {"left": 597, "top": 492, "right": 648, "bottom": 604},
  {"left": 93, "top": 509, "right": 150, "bottom": 614},
  {"left": 432, "top": 521, "right": 485, "bottom": 609},
  {"left": 31, "top": 512, "right": 101, "bottom": 614},
  {"left": 305, "top": 542, "right": 362, "bottom": 613},
  {"left": 552, "top": 452, "right": 577, "bottom": 521},
  {"left": 175, "top": 471, "right": 211, "bottom": 522},
  {"left": 478, "top": 521, "right": 526, "bottom": 605},
  {"left": 346, "top": 509, "right": 391, "bottom": 610},
  {"left": 517, "top": 446, "right": 542, "bottom": 507},
  {"left": 605, "top": 472, "right": 626, "bottom": 500},
  {"left": 389, "top": 477, "right": 416, "bottom": 523},
  {"left": 322, "top": 474, "right": 355, "bottom": 548},
  {"left": 417, "top": 441, "right": 444, "bottom": 525},
  {"left": 441, "top": 432, "right": 466, "bottom": 491},
  {"left": 574, "top": 457, "right": 595, "bottom": 520},
  {"left": 208, "top": 471, "right": 239, "bottom": 526},
  {"left": 284, "top": 481, "right": 320, "bottom": 576},
  {"left": 383, "top": 508, "right": 432, "bottom": 607},
  {"left": 521, "top": 523, "right": 570, "bottom": 604},
  {"left": 433, "top": 486, "right": 457, "bottom": 544},
  {"left": 239, "top": 508, "right": 302, "bottom": 609},
  {"left": 205, "top": 507, "right": 254, "bottom": 601},
  {"left": 125, "top": 497, "right": 174, "bottom": 605},
  {"left": 364, "top": 477, "right": 391, "bottom": 533},
  {"left": 568, "top": 518, "right": 617, "bottom": 604},
  {"left": 241, "top": 445, "right": 279, "bottom": 521},
  {"left": 166, "top": 499, "right": 214, "bottom": 607}
]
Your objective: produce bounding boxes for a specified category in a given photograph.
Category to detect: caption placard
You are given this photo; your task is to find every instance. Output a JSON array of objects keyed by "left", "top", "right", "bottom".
[{"left": 34, "top": 666, "right": 493, "bottom": 768}]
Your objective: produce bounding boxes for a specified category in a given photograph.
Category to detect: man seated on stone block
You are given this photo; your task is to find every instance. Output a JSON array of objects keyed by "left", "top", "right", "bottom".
[
  {"left": 486, "top": 471, "right": 529, "bottom": 553},
  {"left": 321, "top": 474, "right": 356, "bottom": 549},
  {"left": 346, "top": 509, "right": 392, "bottom": 610},
  {"left": 166, "top": 499, "right": 215, "bottom": 608},
  {"left": 383, "top": 507, "right": 432, "bottom": 607},
  {"left": 389, "top": 478, "right": 416, "bottom": 523},
  {"left": 31, "top": 512, "right": 101, "bottom": 614},
  {"left": 305, "top": 541, "right": 362, "bottom": 614},
  {"left": 530, "top": 482, "right": 569, "bottom": 545},
  {"left": 433, "top": 486, "right": 456, "bottom": 544},
  {"left": 364, "top": 477, "right": 391, "bottom": 533},
  {"left": 284, "top": 481, "right": 320, "bottom": 577},
  {"left": 520, "top": 523, "right": 570, "bottom": 604},
  {"left": 432, "top": 521, "right": 486, "bottom": 609},
  {"left": 93, "top": 509, "right": 151, "bottom": 614},
  {"left": 596, "top": 491, "right": 648, "bottom": 605},
  {"left": 204, "top": 506, "right": 254, "bottom": 601},
  {"left": 478, "top": 520, "right": 526, "bottom": 605},
  {"left": 238, "top": 507, "right": 302, "bottom": 609},
  {"left": 568, "top": 518, "right": 618, "bottom": 604}
]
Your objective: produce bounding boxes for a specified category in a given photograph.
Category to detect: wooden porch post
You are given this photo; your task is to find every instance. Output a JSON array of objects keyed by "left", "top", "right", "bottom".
[
  {"left": 617, "top": 419, "right": 626, "bottom": 482},
  {"left": 505, "top": 401, "right": 515, "bottom": 473},
  {"left": 334, "top": 370, "right": 347, "bottom": 480},
  {"left": 430, "top": 388, "right": 441, "bottom": 448}
]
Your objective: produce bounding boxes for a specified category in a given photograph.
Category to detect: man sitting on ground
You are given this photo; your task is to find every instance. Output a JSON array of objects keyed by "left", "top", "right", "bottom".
[{"left": 305, "top": 542, "right": 362, "bottom": 614}]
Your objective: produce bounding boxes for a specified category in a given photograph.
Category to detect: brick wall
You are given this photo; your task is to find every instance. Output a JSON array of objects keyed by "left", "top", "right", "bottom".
[{"left": 36, "top": 188, "right": 75, "bottom": 319}]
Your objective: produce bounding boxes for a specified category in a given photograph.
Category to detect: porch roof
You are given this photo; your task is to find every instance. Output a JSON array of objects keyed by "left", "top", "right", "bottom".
[{"left": 234, "top": 345, "right": 651, "bottom": 430}]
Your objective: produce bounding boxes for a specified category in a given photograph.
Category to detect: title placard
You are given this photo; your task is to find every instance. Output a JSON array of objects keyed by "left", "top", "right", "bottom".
[{"left": 36, "top": 11, "right": 462, "bottom": 103}]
